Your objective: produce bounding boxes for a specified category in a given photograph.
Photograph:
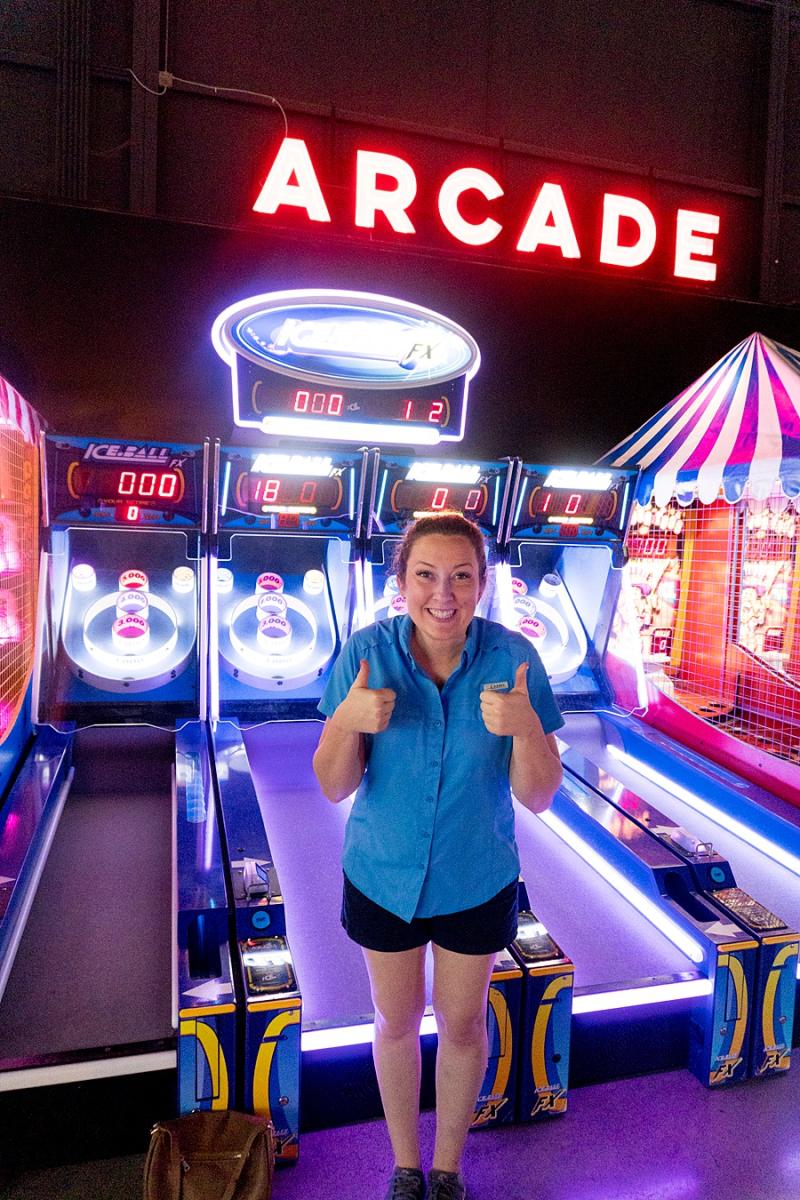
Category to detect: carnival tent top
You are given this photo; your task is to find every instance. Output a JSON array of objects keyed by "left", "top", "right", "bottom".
[
  {"left": 596, "top": 333, "right": 800, "bottom": 508},
  {"left": 0, "top": 373, "right": 43, "bottom": 445}
]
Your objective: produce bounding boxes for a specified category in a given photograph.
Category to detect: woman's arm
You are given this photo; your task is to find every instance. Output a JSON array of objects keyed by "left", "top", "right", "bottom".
[
  {"left": 480, "top": 661, "right": 563, "bottom": 813},
  {"left": 312, "top": 717, "right": 366, "bottom": 803},
  {"left": 312, "top": 659, "right": 396, "bottom": 802},
  {"left": 509, "top": 729, "right": 562, "bottom": 813}
]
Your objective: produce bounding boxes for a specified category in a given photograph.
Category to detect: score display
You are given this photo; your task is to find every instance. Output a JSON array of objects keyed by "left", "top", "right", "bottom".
[
  {"left": 237, "top": 471, "right": 343, "bottom": 515},
  {"left": 48, "top": 437, "right": 204, "bottom": 527},
  {"left": 529, "top": 486, "right": 617, "bottom": 524},
  {"left": 67, "top": 463, "right": 185, "bottom": 506},
  {"left": 218, "top": 447, "right": 366, "bottom": 534},
  {"left": 244, "top": 372, "right": 460, "bottom": 441},
  {"left": 371, "top": 456, "right": 513, "bottom": 541},
  {"left": 212, "top": 290, "right": 480, "bottom": 446},
  {"left": 512, "top": 466, "right": 636, "bottom": 543},
  {"left": 389, "top": 479, "right": 488, "bottom": 517}
]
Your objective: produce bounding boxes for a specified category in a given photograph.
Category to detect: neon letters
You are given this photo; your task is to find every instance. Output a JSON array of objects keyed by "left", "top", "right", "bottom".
[{"left": 253, "top": 137, "right": 721, "bottom": 282}]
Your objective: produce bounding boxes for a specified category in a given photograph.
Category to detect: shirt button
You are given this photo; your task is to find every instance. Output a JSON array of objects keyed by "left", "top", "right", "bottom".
[
  {"left": 425, "top": 795, "right": 435, "bottom": 803},
  {"left": 434, "top": 720, "right": 443, "bottom": 728}
]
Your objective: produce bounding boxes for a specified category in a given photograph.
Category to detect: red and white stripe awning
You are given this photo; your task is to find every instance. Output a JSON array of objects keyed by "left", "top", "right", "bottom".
[
  {"left": 596, "top": 333, "right": 800, "bottom": 507},
  {"left": 0, "top": 374, "right": 43, "bottom": 444}
]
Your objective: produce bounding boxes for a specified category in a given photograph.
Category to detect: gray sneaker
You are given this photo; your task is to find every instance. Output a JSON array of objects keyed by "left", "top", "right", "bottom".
[
  {"left": 385, "top": 1167, "right": 427, "bottom": 1200},
  {"left": 427, "top": 1169, "right": 466, "bottom": 1200}
]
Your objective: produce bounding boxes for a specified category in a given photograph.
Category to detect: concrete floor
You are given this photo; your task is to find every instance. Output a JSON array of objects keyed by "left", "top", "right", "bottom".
[{"left": 3, "top": 1057, "right": 800, "bottom": 1200}]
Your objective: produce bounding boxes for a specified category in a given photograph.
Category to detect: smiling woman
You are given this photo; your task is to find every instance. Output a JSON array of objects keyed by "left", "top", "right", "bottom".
[{"left": 311, "top": 511, "right": 563, "bottom": 1200}]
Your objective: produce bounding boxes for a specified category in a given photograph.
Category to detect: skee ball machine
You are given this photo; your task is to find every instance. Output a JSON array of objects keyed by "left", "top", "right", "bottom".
[
  {"left": 498, "top": 463, "right": 793, "bottom": 1089},
  {"left": 0, "top": 434, "right": 236, "bottom": 1113},
  {"left": 209, "top": 439, "right": 367, "bottom": 1158}
]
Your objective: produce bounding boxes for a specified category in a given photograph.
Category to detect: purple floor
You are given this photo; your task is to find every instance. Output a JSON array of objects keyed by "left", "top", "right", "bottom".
[{"left": 5, "top": 1058, "right": 800, "bottom": 1199}]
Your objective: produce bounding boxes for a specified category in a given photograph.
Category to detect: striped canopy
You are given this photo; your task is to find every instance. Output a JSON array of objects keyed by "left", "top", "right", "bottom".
[
  {"left": 596, "top": 333, "right": 800, "bottom": 507},
  {"left": 0, "top": 374, "right": 43, "bottom": 444}
]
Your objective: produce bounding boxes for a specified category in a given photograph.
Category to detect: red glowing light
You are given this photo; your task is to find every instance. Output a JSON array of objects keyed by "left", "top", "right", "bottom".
[
  {"left": 465, "top": 488, "right": 481, "bottom": 512},
  {"left": 251, "top": 139, "right": 722, "bottom": 283},
  {"left": 118, "top": 470, "right": 179, "bottom": 500},
  {"left": 431, "top": 487, "right": 449, "bottom": 510},
  {"left": 565, "top": 493, "right": 583, "bottom": 515},
  {"left": 293, "top": 389, "right": 343, "bottom": 416}
]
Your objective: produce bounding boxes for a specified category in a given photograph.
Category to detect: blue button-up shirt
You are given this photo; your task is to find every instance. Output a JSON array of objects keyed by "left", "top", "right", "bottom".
[{"left": 318, "top": 614, "right": 563, "bottom": 922}]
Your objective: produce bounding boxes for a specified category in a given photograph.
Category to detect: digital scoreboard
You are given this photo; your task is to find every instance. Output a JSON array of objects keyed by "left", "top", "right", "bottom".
[
  {"left": 212, "top": 290, "right": 480, "bottom": 446},
  {"left": 50, "top": 438, "right": 204, "bottom": 528},
  {"left": 511, "top": 467, "right": 633, "bottom": 547}
]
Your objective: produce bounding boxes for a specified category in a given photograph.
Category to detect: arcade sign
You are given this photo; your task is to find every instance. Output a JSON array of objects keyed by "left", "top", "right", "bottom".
[
  {"left": 252, "top": 137, "right": 721, "bottom": 284},
  {"left": 212, "top": 289, "right": 480, "bottom": 445}
]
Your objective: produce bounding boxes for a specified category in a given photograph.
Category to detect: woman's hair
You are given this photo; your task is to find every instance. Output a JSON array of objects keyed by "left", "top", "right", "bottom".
[{"left": 391, "top": 512, "right": 487, "bottom": 584}]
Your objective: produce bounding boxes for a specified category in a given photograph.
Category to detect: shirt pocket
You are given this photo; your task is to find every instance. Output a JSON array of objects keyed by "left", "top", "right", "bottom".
[{"left": 446, "top": 694, "right": 493, "bottom": 732}]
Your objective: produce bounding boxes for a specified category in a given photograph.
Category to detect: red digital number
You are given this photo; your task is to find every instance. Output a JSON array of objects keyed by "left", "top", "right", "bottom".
[
  {"left": 139, "top": 473, "right": 156, "bottom": 497},
  {"left": 541, "top": 492, "right": 553, "bottom": 513},
  {"left": 465, "top": 488, "right": 481, "bottom": 512},
  {"left": 402, "top": 400, "right": 414, "bottom": 420},
  {"left": 295, "top": 389, "right": 344, "bottom": 416},
  {"left": 429, "top": 400, "right": 445, "bottom": 424},
  {"left": 299, "top": 480, "right": 317, "bottom": 504},
  {"left": 126, "top": 504, "right": 140, "bottom": 522},
  {"left": 432, "top": 487, "right": 449, "bottom": 510},
  {"left": 118, "top": 470, "right": 136, "bottom": 496},
  {"left": 159, "top": 473, "right": 178, "bottom": 499},
  {"left": 565, "top": 493, "right": 583, "bottom": 515}
]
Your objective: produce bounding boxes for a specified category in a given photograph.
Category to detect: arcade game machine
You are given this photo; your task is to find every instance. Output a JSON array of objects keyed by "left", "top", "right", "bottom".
[
  {"left": 596, "top": 333, "right": 800, "bottom": 809},
  {"left": 210, "top": 439, "right": 366, "bottom": 1158},
  {"left": 0, "top": 434, "right": 236, "bottom": 1123},
  {"left": 499, "top": 462, "right": 798, "bottom": 1086},
  {"left": 0, "top": 376, "right": 68, "bottom": 1013}
]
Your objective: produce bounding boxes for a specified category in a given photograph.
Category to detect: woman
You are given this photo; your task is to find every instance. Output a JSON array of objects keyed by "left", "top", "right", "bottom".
[{"left": 313, "top": 513, "right": 563, "bottom": 1200}]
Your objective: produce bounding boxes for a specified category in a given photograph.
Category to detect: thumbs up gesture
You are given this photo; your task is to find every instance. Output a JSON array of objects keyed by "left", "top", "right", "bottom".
[
  {"left": 480, "top": 663, "right": 539, "bottom": 738},
  {"left": 332, "top": 659, "right": 397, "bottom": 735}
]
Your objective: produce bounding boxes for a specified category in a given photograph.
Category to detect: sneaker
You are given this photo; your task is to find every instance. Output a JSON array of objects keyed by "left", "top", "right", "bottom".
[
  {"left": 428, "top": 1169, "right": 466, "bottom": 1200},
  {"left": 384, "top": 1166, "right": 427, "bottom": 1200}
]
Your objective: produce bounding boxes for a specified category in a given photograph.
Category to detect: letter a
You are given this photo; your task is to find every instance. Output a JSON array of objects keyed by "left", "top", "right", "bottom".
[
  {"left": 252, "top": 137, "right": 332, "bottom": 222},
  {"left": 516, "top": 183, "right": 580, "bottom": 258}
]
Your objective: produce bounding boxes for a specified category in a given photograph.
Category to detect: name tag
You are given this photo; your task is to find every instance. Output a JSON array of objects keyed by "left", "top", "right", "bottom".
[{"left": 481, "top": 680, "right": 510, "bottom": 693}]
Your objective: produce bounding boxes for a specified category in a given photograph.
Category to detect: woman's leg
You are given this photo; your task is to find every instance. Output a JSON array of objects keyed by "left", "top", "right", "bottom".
[
  {"left": 430, "top": 945, "right": 495, "bottom": 1174},
  {"left": 362, "top": 944, "right": 428, "bottom": 1169}
]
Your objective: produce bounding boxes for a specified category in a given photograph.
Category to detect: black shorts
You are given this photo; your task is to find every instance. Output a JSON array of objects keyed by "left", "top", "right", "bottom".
[{"left": 341, "top": 873, "right": 519, "bottom": 956}]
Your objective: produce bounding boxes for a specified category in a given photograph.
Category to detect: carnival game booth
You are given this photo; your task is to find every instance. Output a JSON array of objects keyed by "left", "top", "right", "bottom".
[
  {"left": 0, "top": 375, "right": 51, "bottom": 1005},
  {"left": 596, "top": 333, "right": 800, "bottom": 806}
]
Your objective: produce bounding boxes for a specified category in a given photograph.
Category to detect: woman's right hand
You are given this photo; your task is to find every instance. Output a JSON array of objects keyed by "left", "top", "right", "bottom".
[{"left": 331, "top": 659, "right": 396, "bottom": 734}]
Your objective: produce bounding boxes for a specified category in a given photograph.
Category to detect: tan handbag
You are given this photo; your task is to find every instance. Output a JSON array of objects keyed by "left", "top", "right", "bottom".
[{"left": 144, "top": 1110, "right": 275, "bottom": 1200}]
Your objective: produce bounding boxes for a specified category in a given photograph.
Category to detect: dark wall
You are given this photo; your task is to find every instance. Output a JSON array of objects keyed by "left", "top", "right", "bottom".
[
  {"left": 2, "top": 1, "right": 800, "bottom": 300},
  {"left": 3, "top": 196, "right": 798, "bottom": 463}
]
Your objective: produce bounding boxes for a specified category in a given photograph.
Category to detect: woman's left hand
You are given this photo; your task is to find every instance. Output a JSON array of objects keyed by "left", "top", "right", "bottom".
[{"left": 480, "top": 663, "right": 540, "bottom": 738}]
